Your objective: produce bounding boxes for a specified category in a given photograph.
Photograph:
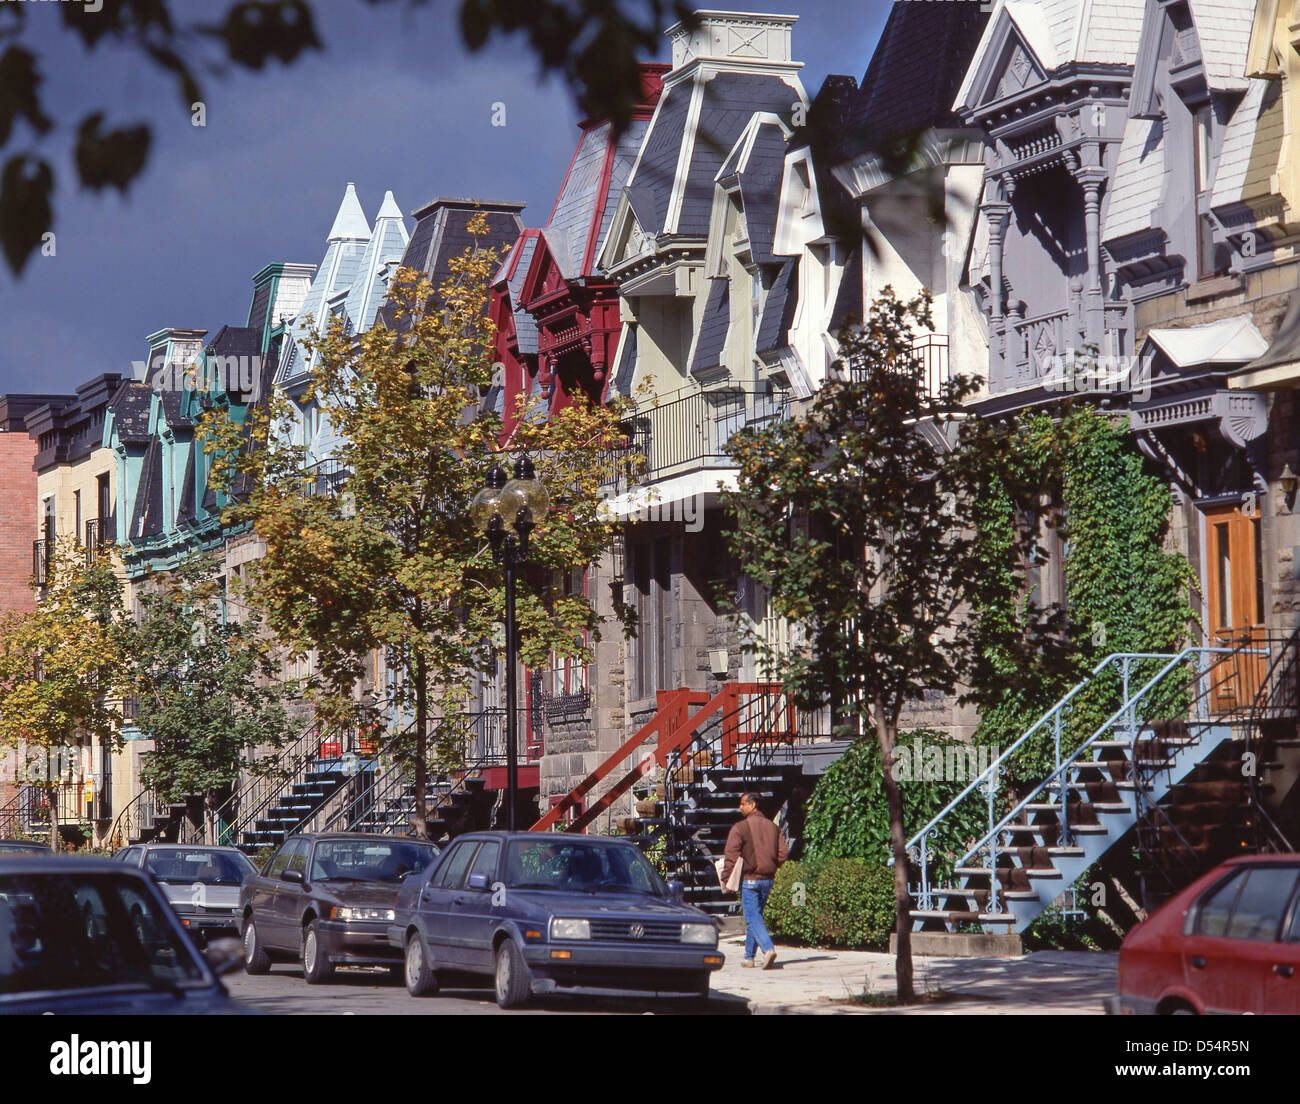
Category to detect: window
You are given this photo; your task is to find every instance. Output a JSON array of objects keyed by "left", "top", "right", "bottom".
[
  {"left": 1224, "top": 867, "right": 1299, "bottom": 941},
  {"left": 265, "top": 845, "right": 293, "bottom": 879},
  {"left": 1195, "top": 869, "right": 1245, "bottom": 937},
  {"left": 467, "top": 841, "right": 500, "bottom": 884},
  {"left": 73, "top": 491, "right": 81, "bottom": 543},
  {"left": 435, "top": 841, "right": 478, "bottom": 889},
  {"left": 632, "top": 539, "right": 672, "bottom": 700}
]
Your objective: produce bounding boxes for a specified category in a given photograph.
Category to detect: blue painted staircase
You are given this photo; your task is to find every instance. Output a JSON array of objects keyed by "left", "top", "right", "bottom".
[{"left": 907, "top": 642, "right": 1296, "bottom": 935}]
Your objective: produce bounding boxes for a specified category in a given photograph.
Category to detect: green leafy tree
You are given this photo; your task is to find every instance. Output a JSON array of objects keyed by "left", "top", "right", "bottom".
[
  {"left": 132, "top": 553, "right": 300, "bottom": 844},
  {"left": 722, "top": 288, "right": 1067, "bottom": 1002},
  {"left": 204, "top": 214, "right": 630, "bottom": 835},
  {"left": 0, "top": 540, "right": 133, "bottom": 850}
]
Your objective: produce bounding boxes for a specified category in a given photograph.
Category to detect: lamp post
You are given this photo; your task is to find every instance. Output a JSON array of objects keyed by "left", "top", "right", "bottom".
[{"left": 471, "top": 456, "right": 549, "bottom": 830}]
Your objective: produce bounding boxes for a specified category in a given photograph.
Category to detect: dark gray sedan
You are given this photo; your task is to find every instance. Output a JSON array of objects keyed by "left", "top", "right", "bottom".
[
  {"left": 0, "top": 857, "right": 244, "bottom": 1013},
  {"left": 389, "top": 832, "right": 723, "bottom": 1008},
  {"left": 239, "top": 832, "right": 439, "bottom": 984}
]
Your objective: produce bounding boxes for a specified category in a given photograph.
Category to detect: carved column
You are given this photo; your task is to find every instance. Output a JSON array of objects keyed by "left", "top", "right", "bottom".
[
  {"left": 985, "top": 201, "right": 1011, "bottom": 386},
  {"left": 1078, "top": 168, "right": 1107, "bottom": 352}
]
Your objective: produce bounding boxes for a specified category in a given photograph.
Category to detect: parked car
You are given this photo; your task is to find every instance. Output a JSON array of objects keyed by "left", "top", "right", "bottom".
[
  {"left": 390, "top": 831, "right": 724, "bottom": 1008},
  {"left": 1106, "top": 854, "right": 1300, "bottom": 1014},
  {"left": 0, "top": 841, "right": 51, "bottom": 856},
  {"left": 239, "top": 832, "right": 440, "bottom": 984},
  {"left": 114, "top": 843, "right": 257, "bottom": 945},
  {"left": 0, "top": 856, "right": 246, "bottom": 1013}
]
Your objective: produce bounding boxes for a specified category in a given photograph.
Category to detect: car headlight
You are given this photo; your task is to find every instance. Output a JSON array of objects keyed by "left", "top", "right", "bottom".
[
  {"left": 330, "top": 907, "right": 395, "bottom": 922},
  {"left": 681, "top": 923, "right": 717, "bottom": 946},
  {"left": 550, "top": 918, "right": 591, "bottom": 940}
]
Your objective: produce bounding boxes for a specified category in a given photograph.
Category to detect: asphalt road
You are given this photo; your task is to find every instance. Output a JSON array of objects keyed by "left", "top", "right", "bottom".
[{"left": 224, "top": 963, "right": 750, "bottom": 1015}]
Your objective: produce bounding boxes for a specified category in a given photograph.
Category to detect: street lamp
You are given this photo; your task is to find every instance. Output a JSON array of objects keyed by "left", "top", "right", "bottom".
[{"left": 471, "top": 456, "right": 549, "bottom": 830}]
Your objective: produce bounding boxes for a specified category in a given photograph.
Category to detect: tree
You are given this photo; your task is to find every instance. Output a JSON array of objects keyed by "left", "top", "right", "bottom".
[
  {"left": 131, "top": 553, "right": 300, "bottom": 844},
  {"left": 0, "top": 540, "right": 133, "bottom": 850},
  {"left": 722, "top": 288, "right": 1064, "bottom": 1002},
  {"left": 204, "top": 213, "right": 631, "bottom": 836}
]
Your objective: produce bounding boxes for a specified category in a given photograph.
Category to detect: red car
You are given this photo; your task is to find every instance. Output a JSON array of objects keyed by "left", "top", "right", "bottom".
[{"left": 1107, "top": 855, "right": 1300, "bottom": 1015}]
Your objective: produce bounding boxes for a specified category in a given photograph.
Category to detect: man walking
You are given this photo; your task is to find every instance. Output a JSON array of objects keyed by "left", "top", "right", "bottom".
[{"left": 720, "top": 792, "right": 789, "bottom": 969}]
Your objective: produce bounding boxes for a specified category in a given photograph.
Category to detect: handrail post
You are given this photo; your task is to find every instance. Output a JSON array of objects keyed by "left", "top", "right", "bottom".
[
  {"left": 919, "top": 832, "right": 931, "bottom": 912},
  {"left": 1055, "top": 705, "right": 1066, "bottom": 832},
  {"left": 985, "top": 765, "right": 999, "bottom": 916}
]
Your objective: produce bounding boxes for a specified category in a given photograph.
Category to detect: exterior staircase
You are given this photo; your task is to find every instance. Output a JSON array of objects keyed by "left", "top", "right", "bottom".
[
  {"left": 907, "top": 640, "right": 1296, "bottom": 936},
  {"left": 533, "top": 683, "right": 824, "bottom": 916},
  {"left": 106, "top": 786, "right": 192, "bottom": 849}
]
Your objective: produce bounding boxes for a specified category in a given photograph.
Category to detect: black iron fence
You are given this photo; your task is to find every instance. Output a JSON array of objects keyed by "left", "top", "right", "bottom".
[
  {"left": 32, "top": 539, "right": 49, "bottom": 587},
  {"left": 85, "top": 517, "right": 113, "bottom": 565}
]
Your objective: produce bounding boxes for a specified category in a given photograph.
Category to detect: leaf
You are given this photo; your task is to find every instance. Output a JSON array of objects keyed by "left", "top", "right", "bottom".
[
  {"left": 0, "top": 154, "right": 52, "bottom": 274},
  {"left": 0, "top": 46, "right": 53, "bottom": 147},
  {"left": 204, "top": 1, "right": 322, "bottom": 70},
  {"left": 74, "top": 112, "right": 150, "bottom": 193}
]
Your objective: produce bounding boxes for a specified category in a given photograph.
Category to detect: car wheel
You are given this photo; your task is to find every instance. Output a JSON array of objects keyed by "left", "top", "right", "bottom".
[
  {"left": 302, "top": 920, "right": 333, "bottom": 984},
  {"left": 404, "top": 934, "right": 438, "bottom": 997},
  {"left": 493, "top": 939, "right": 531, "bottom": 1009},
  {"left": 242, "top": 917, "right": 271, "bottom": 975}
]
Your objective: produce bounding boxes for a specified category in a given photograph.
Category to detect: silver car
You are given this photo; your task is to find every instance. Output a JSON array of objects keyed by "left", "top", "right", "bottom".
[{"left": 115, "top": 844, "right": 256, "bottom": 945}]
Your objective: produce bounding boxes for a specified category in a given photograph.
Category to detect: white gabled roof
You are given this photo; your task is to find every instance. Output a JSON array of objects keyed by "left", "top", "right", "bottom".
[
  {"left": 1103, "top": 116, "right": 1164, "bottom": 243},
  {"left": 326, "top": 182, "right": 372, "bottom": 242},
  {"left": 955, "top": 0, "right": 1142, "bottom": 113},
  {"left": 1186, "top": 0, "right": 1255, "bottom": 93},
  {"left": 1142, "top": 315, "right": 1267, "bottom": 367},
  {"left": 1212, "top": 79, "right": 1279, "bottom": 210}
]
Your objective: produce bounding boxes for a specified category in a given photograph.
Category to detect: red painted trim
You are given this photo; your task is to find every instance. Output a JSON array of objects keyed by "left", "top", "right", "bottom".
[
  {"left": 480, "top": 765, "right": 539, "bottom": 791},
  {"left": 581, "top": 127, "right": 619, "bottom": 277}
]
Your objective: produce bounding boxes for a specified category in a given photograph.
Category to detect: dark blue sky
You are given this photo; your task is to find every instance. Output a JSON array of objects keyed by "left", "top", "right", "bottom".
[{"left": 0, "top": 0, "right": 894, "bottom": 395}]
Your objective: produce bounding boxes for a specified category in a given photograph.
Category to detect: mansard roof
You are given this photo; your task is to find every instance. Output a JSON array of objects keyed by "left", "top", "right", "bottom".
[
  {"left": 106, "top": 380, "right": 153, "bottom": 446},
  {"left": 1213, "top": 79, "right": 1284, "bottom": 214},
  {"left": 493, "top": 232, "right": 540, "bottom": 354},
  {"left": 856, "top": 0, "right": 989, "bottom": 138},
  {"left": 689, "top": 278, "right": 730, "bottom": 379},
  {"left": 755, "top": 257, "right": 799, "bottom": 357},
  {"left": 955, "top": 0, "right": 1143, "bottom": 115},
  {"left": 1186, "top": 0, "right": 1255, "bottom": 92},
  {"left": 715, "top": 113, "right": 790, "bottom": 268},
  {"left": 625, "top": 70, "right": 804, "bottom": 241}
]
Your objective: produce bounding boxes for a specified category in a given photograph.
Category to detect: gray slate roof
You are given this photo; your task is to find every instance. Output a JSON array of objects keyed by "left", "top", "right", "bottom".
[
  {"left": 756, "top": 259, "right": 799, "bottom": 357},
  {"left": 690, "top": 279, "right": 730, "bottom": 379}
]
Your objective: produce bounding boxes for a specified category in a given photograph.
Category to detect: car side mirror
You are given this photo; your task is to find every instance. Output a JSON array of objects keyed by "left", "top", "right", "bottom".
[
  {"left": 467, "top": 873, "right": 491, "bottom": 891},
  {"left": 203, "top": 937, "right": 245, "bottom": 978},
  {"left": 667, "top": 880, "right": 684, "bottom": 901},
  {"left": 282, "top": 869, "right": 304, "bottom": 885}
]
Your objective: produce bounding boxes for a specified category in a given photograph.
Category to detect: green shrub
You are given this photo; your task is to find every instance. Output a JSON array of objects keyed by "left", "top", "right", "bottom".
[{"left": 765, "top": 857, "right": 896, "bottom": 950}]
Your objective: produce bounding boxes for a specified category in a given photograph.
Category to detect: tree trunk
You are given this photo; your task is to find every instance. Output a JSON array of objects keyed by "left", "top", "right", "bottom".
[
  {"left": 205, "top": 792, "right": 216, "bottom": 845},
  {"left": 875, "top": 701, "right": 914, "bottom": 1003},
  {"left": 47, "top": 782, "right": 60, "bottom": 853},
  {"left": 413, "top": 652, "right": 428, "bottom": 839}
]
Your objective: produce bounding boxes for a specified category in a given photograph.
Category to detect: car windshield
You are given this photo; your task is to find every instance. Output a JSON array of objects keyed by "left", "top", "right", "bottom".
[
  {"left": 0, "top": 842, "right": 48, "bottom": 855},
  {"left": 311, "top": 840, "right": 439, "bottom": 883},
  {"left": 0, "top": 872, "right": 207, "bottom": 997},
  {"left": 504, "top": 840, "right": 665, "bottom": 895},
  {"left": 143, "top": 849, "right": 256, "bottom": 885}
]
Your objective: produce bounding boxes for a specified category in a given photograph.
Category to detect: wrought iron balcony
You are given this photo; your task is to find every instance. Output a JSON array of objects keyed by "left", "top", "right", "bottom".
[
  {"left": 32, "top": 539, "right": 49, "bottom": 588},
  {"left": 848, "top": 332, "right": 951, "bottom": 398},
  {"left": 301, "top": 457, "right": 347, "bottom": 499},
  {"left": 85, "top": 517, "right": 113, "bottom": 566}
]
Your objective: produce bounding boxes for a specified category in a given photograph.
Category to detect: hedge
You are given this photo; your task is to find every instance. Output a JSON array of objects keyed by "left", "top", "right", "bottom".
[{"left": 764, "top": 857, "right": 897, "bottom": 950}]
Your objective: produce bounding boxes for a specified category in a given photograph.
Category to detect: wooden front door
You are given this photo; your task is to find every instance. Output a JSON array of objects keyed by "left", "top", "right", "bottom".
[{"left": 1204, "top": 504, "right": 1267, "bottom": 713}]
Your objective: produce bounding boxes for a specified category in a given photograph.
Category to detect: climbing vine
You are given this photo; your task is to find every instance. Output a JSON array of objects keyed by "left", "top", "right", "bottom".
[{"left": 969, "top": 404, "right": 1198, "bottom": 787}]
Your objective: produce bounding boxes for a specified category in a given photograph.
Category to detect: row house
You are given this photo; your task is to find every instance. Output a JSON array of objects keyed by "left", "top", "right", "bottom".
[{"left": 0, "top": 375, "right": 126, "bottom": 838}]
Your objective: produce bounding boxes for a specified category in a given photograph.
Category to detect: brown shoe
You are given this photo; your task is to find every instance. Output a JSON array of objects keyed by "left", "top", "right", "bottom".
[{"left": 761, "top": 949, "right": 778, "bottom": 970}]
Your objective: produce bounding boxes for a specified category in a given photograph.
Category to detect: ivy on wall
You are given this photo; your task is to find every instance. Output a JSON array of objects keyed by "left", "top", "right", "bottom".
[{"left": 969, "top": 404, "right": 1198, "bottom": 786}]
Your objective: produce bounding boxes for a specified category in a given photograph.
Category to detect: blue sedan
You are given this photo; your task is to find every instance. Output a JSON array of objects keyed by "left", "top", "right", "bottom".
[{"left": 389, "top": 831, "right": 723, "bottom": 1008}]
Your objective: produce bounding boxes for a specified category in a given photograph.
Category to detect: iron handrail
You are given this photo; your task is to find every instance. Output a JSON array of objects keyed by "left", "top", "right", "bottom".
[
  {"left": 952, "top": 645, "right": 1265, "bottom": 915},
  {"left": 1242, "top": 626, "right": 1299, "bottom": 852}
]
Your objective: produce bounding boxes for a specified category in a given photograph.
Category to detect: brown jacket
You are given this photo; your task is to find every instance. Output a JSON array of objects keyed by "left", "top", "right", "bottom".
[{"left": 721, "top": 810, "right": 789, "bottom": 884}]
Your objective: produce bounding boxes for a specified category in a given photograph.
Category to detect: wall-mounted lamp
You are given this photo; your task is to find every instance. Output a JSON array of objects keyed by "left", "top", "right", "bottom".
[
  {"left": 1280, "top": 463, "right": 1298, "bottom": 512},
  {"left": 709, "top": 649, "right": 729, "bottom": 679}
]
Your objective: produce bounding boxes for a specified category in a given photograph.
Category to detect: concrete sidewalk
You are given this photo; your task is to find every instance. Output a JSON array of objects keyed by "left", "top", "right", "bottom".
[{"left": 711, "top": 933, "right": 1118, "bottom": 1014}]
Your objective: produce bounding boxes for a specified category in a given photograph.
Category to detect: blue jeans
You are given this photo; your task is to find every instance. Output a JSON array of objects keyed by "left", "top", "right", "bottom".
[{"left": 740, "top": 878, "right": 775, "bottom": 960}]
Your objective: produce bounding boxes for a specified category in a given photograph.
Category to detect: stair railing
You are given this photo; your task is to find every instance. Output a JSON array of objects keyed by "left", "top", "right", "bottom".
[
  {"left": 1243, "top": 627, "right": 1300, "bottom": 852},
  {"left": 956, "top": 644, "right": 1265, "bottom": 917},
  {"left": 308, "top": 710, "right": 507, "bottom": 837},
  {"left": 906, "top": 651, "right": 1176, "bottom": 912},
  {"left": 106, "top": 784, "right": 162, "bottom": 850}
]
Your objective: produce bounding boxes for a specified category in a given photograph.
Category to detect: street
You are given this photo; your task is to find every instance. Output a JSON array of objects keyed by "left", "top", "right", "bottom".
[{"left": 224, "top": 964, "right": 752, "bottom": 1015}]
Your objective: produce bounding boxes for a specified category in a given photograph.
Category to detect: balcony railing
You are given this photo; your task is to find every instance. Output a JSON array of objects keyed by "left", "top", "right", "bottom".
[
  {"left": 848, "top": 332, "right": 951, "bottom": 398},
  {"left": 301, "top": 458, "right": 347, "bottom": 499},
  {"left": 85, "top": 517, "right": 113, "bottom": 565},
  {"left": 32, "top": 539, "right": 49, "bottom": 588},
  {"left": 603, "top": 386, "right": 791, "bottom": 488}
]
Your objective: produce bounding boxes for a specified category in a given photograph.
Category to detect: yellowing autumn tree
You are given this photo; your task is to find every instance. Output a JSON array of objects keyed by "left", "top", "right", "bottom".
[
  {"left": 204, "top": 213, "right": 633, "bottom": 834},
  {"left": 0, "top": 541, "right": 134, "bottom": 850}
]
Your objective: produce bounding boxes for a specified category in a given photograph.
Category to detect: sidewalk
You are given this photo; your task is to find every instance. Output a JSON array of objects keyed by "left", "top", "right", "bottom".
[{"left": 711, "top": 932, "right": 1118, "bottom": 1015}]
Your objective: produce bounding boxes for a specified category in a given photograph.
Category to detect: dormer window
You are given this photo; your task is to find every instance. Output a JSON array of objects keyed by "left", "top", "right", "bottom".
[
  {"left": 1193, "top": 102, "right": 1212, "bottom": 193},
  {"left": 794, "top": 161, "right": 812, "bottom": 217}
]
